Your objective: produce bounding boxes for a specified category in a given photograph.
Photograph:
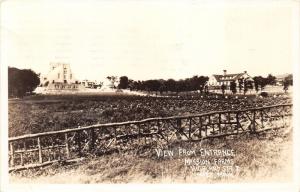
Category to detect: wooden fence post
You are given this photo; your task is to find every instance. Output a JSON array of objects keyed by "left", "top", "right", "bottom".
[
  {"left": 65, "top": 133, "right": 70, "bottom": 159},
  {"left": 177, "top": 118, "right": 182, "bottom": 140},
  {"left": 218, "top": 113, "right": 222, "bottom": 133},
  {"left": 252, "top": 110, "right": 256, "bottom": 133},
  {"left": 188, "top": 118, "right": 192, "bottom": 139},
  {"left": 144, "top": 124, "right": 147, "bottom": 145},
  {"left": 113, "top": 126, "right": 117, "bottom": 140},
  {"left": 89, "top": 128, "right": 96, "bottom": 152},
  {"left": 138, "top": 123, "right": 141, "bottom": 144},
  {"left": 76, "top": 131, "right": 82, "bottom": 157},
  {"left": 209, "top": 115, "right": 214, "bottom": 134},
  {"left": 157, "top": 120, "right": 161, "bottom": 133},
  {"left": 204, "top": 116, "right": 208, "bottom": 136},
  {"left": 21, "top": 142, "right": 25, "bottom": 166},
  {"left": 20, "top": 152, "right": 24, "bottom": 166},
  {"left": 260, "top": 109, "right": 264, "bottom": 129},
  {"left": 37, "top": 137, "right": 43, "bottom": 164},
  {"left": 236, "top": 112, "right": 239, "bottom": 134},
  {"left": 281, "top": 105, "right": 285, "bottom": 127},
  {"left": 9, "top": 142, "right": 15, "bottom": 167},
  {"left": 199, "top": 116, "right": 202, "bottom": 138},
  {"left": 156, "top": 120, "right": 161, "bottom": 144},
  {"left": 227, "top": 112, "right": 231, "bottom": 134},
  {"left": 177, "top": 118, "right": 182, "bottom": 132}
]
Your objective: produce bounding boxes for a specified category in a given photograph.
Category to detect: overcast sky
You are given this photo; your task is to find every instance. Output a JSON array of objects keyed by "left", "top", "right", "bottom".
[{"left": 1, "top": 0, "right": 297, "bottom": 81}]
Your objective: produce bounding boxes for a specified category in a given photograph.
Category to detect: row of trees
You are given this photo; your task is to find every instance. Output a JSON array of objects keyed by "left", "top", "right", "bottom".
[
  {"left": 227, "top": 79, "right": 254, "bottom": 95},
  {"left": 253, "top": 74, "right": 293, "bottom": 92},
  {"left": 253, "top": 74, "right": 277, "bottom": 92},
  {"left": 8, "top": 67, "right": 40, "bottom": 97},
  {"left": 117, "top": 75, "right": 209, "bottom": 94},
  {"left": 225, "top": 74, "right": 293, "bottom": 95},
  {"left": 116, "top": 73, "right": 293, "bottom": 95}
]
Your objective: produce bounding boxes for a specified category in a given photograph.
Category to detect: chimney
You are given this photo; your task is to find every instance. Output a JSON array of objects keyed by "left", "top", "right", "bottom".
[
  {"left": 244, "top": 71, "right": 247, "bottom": 74},
  {"left": 223, "top": 70, "right": 227, "bottom": 75}
]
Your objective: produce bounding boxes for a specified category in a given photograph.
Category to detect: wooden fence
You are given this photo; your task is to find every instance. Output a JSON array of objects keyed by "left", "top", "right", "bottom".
[{"left": 8, "top": 104, "right": 292, "bottom": 171}]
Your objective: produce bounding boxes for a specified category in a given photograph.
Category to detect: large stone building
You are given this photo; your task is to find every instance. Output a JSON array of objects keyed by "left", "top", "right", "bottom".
[
  {"left": 208, "top": 70, "right": 253, "bottom": 90},
  {"left": 40, "top": 63, "right": 82, "bottom": 90}
]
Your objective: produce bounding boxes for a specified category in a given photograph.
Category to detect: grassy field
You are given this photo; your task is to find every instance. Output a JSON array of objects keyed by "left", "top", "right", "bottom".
[
  {"left": 10, "top": 128, "right": 292, "bottom": 183},
  {"left": 8, "top": 94, "right": 291, "bottom": 137}
]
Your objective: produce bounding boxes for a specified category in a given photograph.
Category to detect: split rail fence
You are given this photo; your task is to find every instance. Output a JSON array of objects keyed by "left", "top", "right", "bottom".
[{"left": 8, "top": 104, "right": 292, "bottom": 171}]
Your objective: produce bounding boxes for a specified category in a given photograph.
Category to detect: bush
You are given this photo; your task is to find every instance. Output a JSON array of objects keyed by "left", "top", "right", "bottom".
[
  {"left": 8, "top": 67, "right": 40, "bottom": 98},
  {"left": 260, "top": 92, "right": 269, "bottom": 97}
]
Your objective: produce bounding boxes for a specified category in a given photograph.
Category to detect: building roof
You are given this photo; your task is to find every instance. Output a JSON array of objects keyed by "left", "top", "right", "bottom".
[
  {"left": 275, "top": 73, "right": 291, "bottom": 81},
  {"left": 212, "top": 73, "right": 245, "bottom": 82}
]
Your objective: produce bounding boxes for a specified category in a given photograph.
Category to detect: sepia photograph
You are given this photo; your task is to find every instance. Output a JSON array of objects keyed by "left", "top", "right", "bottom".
[{"left": 0, "top": 0, "right": 299, "bottom": 191}]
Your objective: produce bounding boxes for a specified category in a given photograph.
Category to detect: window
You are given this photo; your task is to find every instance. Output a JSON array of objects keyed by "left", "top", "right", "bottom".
[
  {"left": 58, "top": 73, "right": 60, "bottom": 78},
  {"left": 70, "top": 74, "right": 72, "bottom": 79}
]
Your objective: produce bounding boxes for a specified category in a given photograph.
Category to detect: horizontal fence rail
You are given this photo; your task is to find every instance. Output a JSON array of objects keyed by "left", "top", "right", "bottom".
[{"left": 8, "top": 104, "right": 292, "bottom": 171}]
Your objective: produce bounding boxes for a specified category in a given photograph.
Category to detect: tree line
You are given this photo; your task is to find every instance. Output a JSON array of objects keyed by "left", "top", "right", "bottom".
[
  {"left": 8, "top": 66, "right": 293, "bottom": 98},
  {"left": 226, "top": 74, "right": 293, "bottom": 95},
  {"left": 253, "top": 74, "right": 292, "bottom": 92},
  {"left": 117, "top": 75, "right": 209, "bottom": 94},
  {"left": 116, "top": 73, "right": 293, "bottom": 95}
]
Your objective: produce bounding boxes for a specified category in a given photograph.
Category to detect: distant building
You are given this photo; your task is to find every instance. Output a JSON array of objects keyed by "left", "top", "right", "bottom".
[
  {"left": 275, "top": 73, "right": 291, "bottom": 86},
  {"left": 208, "top": 70, "right": 253, "bottom": 90},
  {"left": 81, "top": 79, "right": 102, "bottom": 89},
  {"left": 40, "top": 63, "right": 82, "bottom": 90}
]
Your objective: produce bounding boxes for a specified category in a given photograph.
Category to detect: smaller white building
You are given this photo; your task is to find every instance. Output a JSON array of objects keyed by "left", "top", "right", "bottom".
[
  {"left": 81, "top": 80, "right": 103, "bottom": 89},
  {"left": 208, "top": 70, "right": 253, "bottom": 90}
]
